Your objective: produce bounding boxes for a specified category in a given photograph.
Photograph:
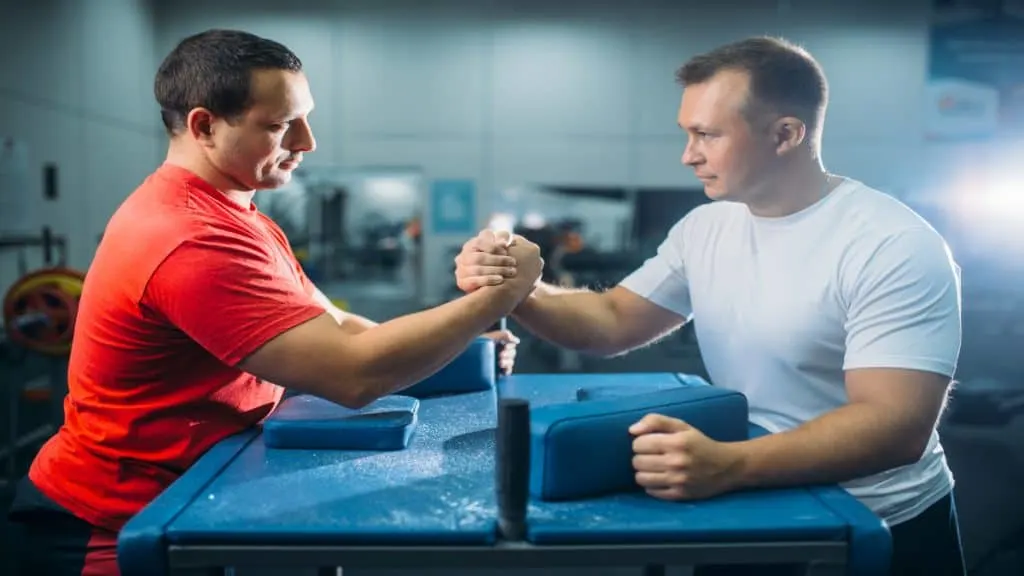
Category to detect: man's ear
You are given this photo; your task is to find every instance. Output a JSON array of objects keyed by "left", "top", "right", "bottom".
[
  {"left": 185, "top": 108, "right": 217, "bottom": 147},
  {"left": 772, "top": 116, "right": 807, "bottom": 156}
]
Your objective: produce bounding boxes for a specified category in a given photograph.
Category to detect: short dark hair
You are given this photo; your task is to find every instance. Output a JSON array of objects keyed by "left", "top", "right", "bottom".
[
  {"left": 676, "top": 36, "right": 828, "bottom": 139},
  {"left": 154, "top": 29, "right": 303, "bottom": 134}
]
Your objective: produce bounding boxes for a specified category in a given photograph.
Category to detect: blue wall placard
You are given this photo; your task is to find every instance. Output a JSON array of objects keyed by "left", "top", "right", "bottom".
[{"left": 430, "top": 179, "right": 477, "bottom": 234}]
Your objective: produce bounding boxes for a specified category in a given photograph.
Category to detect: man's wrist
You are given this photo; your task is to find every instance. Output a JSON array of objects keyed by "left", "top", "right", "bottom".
[
  {"left": 477, "top": 283, "right": 527, "bottom": 317},
  {"left": 514, "top": 277, "right": 549, "bottom": 306},
  {"left": 725, "top": 440, "right": 757, "bottom": 491}
]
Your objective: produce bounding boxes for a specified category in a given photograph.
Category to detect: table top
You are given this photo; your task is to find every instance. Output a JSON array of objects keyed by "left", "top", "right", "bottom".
[{"left": 154, "top": 372, "right": 872, "bottom": 547}]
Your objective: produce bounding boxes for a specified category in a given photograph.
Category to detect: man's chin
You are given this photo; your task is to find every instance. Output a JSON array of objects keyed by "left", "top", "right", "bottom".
[
  {"left": 256, "top": 171, "right": 293, "bottom": 190},
  {"left": 702, "top": 183, "right": 728, "bottom": 200}
]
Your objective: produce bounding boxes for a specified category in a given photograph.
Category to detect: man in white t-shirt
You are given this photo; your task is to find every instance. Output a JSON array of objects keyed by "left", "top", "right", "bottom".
[{"left": 454, "top": 37, "right": 965, "bottom": 576}]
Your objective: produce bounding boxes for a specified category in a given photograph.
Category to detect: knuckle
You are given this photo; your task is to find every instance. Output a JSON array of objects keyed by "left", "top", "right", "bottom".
[
  {"left": 667, "top": 454, "right": 688, "bottom": 470},
  {"left": 666, "top": 432, "right": 688, "bottom": 450}
]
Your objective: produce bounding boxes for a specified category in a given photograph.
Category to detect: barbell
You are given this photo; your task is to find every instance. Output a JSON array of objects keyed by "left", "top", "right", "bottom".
[{"left": 2, "top": 266, "right": 85, "bottom": 356}]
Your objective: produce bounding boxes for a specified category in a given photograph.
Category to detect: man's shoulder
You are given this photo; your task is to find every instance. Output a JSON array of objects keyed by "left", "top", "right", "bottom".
[
  {"left": 96, "top": 168, "right": 268, "bottom": 286},
  {"left": 832, "top": 180, "right": 942, "bottom": 242},
  {"left": 833, "top": 182, "right": 957, "bottom": 288}
]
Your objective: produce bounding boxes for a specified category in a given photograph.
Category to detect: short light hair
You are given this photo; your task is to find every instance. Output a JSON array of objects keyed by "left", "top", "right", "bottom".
[{"left": 677, "top": 36, "right": 829, "bottom": 142}]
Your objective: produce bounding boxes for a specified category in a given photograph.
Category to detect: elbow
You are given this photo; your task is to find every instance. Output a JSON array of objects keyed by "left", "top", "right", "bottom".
[
  {"left": 300, "top": 377, "right": 376, "bottom": 410},
  {"left": 331, "top": 340, "right": 419, "bottom": 410},
  {"left": 892, "top": 427, "right": 934, "bottom": 468},
  {"left": 337, "top": 369, "right": 392, "bottom": 411},
  {"left": 308, "top": 347, "right": 390, "bottom": 410},
  {"left": 336, "top": 391, "right": 377, "bottom": 410},
  {"left": 316, "top": 375, "right": 385, "bottom": 410}
]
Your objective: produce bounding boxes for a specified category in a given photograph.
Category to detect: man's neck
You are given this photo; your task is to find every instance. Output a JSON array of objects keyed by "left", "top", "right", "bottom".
[
  {"left": 744, "top": 156, "right": 834, "bottom": 218},
  {"left": 164, "top": 143, "right": 255, "bottom": 209}
]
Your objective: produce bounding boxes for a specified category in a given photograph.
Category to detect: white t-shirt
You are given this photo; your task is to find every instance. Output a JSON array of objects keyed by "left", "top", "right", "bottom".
[{"left": 619, "top": 177, "right": 962, "bottom": 527}]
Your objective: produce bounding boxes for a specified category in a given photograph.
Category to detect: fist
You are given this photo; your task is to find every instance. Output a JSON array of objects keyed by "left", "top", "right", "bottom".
[
  {"left": 503, "top": 235, "right": 544, "bottom": 297},
  {"left": 481, "top": 329, "right": 520, "bottom": 375},
  {"left": 454, "top": 230, "right": 519, "bottom": 292},
  {"left": 629, "top": 414, "right": 745, "bottom": 501}
]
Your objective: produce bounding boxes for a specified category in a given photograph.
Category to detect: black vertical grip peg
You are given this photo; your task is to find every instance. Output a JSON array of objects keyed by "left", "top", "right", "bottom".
[{"left": 496, "top": 397, "right": 530, "bottom": 541}]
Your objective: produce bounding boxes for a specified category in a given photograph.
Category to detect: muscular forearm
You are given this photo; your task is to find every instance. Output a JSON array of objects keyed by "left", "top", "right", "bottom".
[
  {"left": 349, "top": 287, "right": 519, "bottom": 401},
  {"left": 512, "top": 283, "right": 621, "bottom": 355},
  {"left": 733, "top": 403, "right": 926, "bottom": 490}
]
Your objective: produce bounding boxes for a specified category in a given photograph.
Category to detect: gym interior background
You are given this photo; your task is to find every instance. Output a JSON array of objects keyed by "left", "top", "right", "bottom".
[{"left": 1, "top": 0, "right": 1022, "bottom": 574}]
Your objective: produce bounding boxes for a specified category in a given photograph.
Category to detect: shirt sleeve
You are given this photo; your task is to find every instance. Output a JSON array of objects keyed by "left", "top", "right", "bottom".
[
  {"left": 143, "top": 232, "right": 327, "bottom": 367},
  {"left": 618, "top": 217, "right": 693, "bottom": 319},
  {"left": 842, "top": 226, "right": 962, "bottom": 377}
]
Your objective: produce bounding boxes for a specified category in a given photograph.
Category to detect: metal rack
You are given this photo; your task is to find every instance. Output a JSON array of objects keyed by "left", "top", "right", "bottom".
[{"left": 0, "top": 227, "right": 70, "bottom": 489}]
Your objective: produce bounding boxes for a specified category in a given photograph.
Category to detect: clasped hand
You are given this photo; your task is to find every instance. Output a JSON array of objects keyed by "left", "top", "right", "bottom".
[
  {"left": 456, "top": 229, "right": 543, "bottom": 375},
  {"left": 454, "top": 229, "right": 542, "bottom": 294}
]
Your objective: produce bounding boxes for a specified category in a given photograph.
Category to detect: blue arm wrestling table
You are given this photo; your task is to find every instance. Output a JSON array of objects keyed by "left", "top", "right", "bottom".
[{"left": 118, "top": 371, "right": 891, "bottom": 576}]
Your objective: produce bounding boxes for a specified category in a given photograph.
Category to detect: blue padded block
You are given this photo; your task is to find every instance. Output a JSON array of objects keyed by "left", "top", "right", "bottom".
[
  {"left": 117, "top": 430, "right": 259, "bottom": 576},
  {"left": 530, "top": 385, "right": 749, "bottom": 501},
  {"left": 575, "top": 379, "right": 681, "bottom": 401},
  {"left": 263, "top": 394, "right": 419, "bottom": 451},
  {"left": 404, "top": 337, "right": 496, "bottom": 398}
]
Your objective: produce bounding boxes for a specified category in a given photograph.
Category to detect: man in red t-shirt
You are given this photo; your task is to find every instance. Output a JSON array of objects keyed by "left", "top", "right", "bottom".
[{"left": 7, "top": 29, "right": 539, "bottom": 576}]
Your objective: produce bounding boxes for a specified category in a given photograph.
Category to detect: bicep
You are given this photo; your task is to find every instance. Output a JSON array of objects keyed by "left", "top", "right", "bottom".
[
  {"left": 845, "top": 367, "right": 951, "bottom": 457},
  {"left": 846, "top": 368, "right": 950, "bottom": 415},
  {"left": 605, "top": 286, "right": 688, "bottom": 352},
  {"left": 237, "top": 312, "right": 364, "bottom": 402}
]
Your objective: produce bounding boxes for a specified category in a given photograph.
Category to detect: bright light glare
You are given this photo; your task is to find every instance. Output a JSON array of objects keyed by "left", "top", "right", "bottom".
[
  {"left": 966, "top": 180, "right": 1024, "bottom": 221},
  {"left": 488, "top": 212, "right": 516, "bottom": 234},
  {"left": 365, "top": 177, "right": 416, "bottom": 203},
  {"left": 521, "top": 212, "right": 546, "bottom": 229}
]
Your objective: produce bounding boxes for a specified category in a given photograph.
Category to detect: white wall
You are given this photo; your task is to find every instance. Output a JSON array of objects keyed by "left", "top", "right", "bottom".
[
  {"left": 0, "top": 0, "right": 160, "bottom": 293},
  {"left": 153, "top": 0, "right": 933, "bottom": 192},
  {"left": 149, "top": 0, "right": 934, "bottom": 302},
  {"left": 2, "top": 0, "right": 946, "bottom": 299}
]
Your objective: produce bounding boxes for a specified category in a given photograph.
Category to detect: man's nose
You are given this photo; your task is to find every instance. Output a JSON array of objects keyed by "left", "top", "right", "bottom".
[{"left": 289, "top": 119, "right": 316, "bottom": 153}]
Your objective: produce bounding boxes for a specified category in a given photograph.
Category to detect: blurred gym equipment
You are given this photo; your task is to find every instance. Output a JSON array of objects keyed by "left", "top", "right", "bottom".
[
  {"left": 3, "top": 267, "right": 83, "bottom": 357},
  {"left": 0, "top": 227, "right": 78, "bottom": 489}
]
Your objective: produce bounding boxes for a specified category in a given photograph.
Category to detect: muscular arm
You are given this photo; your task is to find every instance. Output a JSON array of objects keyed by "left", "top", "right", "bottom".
[
  {"left": 510, "top": 217, "right": 692, "bottom": 356},
  {"left": 513, "top": 284, "right": 685, "bottom": 357},
  {"left": 730, "top": 227, "right": 961, "bottom": 489},
  {"left": 242, "top": 287, "right": 519, "bottom": 408},
  {"left": 733, "top": 368, "right": 951, "bottom": 488}
]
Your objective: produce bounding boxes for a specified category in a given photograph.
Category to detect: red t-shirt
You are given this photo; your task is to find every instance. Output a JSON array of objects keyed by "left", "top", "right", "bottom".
[{"left": 28, "top": 163, "right": 325, "bottom": 532}]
